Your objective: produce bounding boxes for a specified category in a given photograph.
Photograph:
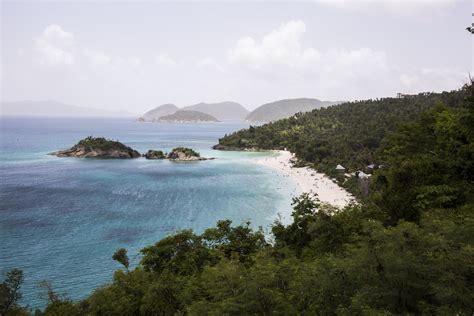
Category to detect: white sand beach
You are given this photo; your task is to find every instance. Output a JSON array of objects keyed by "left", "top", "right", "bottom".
[{"left": 255, "top": 151, "right": 354, "bottom": 208}]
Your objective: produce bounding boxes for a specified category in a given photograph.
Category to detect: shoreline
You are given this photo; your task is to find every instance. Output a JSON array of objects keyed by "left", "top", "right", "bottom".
[{"left": 255, "top": 150, "right": 354, "bottom": 209}]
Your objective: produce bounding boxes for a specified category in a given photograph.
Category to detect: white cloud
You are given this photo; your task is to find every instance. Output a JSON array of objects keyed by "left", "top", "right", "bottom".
[
  {"left": 319, "top": 0, "right": 458, "bottom": 15},
  {"left": 229, "top": 20, "right": 305, "bottom": 70},
  {"left": 196, "top": 58, "right": 225, "bottom": 72},
  {"left": 228, "top": 20, "right": 390, "bottom": 84},
  {"left": 128, "top": 57, "right": 142, "bottom": 67},
  {"left": 155, "top": 54, "right": 177, "bottom": 67},
  {"left": 22, "top": 20, "right": 466, "bottom": 111},
  {"left": 34, "top": 24, "right": 75, "bottom": 66},
  {"left": 33, "top": 24, "right": 148, "bottom": 72},
  {"left": 83, "top": 49, "right": 111, "bottom": 66},
  {"left": 225, "top": 20, "right": 466, "bottom": 100},
  {"left": 400, "top": 67, "right": 468, "bottom": 93}
]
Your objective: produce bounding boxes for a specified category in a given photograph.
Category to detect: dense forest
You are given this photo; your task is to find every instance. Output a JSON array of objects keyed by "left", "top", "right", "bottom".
[{"left": 1, "top": 83, "right": 473, "bottom": 315}]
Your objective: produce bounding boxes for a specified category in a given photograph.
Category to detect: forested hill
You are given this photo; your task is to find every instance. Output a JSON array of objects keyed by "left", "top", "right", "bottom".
[{"left": 216, "top": 88, "right": 469, "bottom": 176}]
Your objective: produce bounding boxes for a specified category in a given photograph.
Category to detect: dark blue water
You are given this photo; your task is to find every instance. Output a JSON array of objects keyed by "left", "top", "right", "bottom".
[{"left": 0, "top": 117, "right": 295, "bottom": 309}]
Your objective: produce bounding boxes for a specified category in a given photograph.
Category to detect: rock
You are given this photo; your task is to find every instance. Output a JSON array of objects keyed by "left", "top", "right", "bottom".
[
  {"left": 144, "top": 150, "right": 165, "bottom": 159},
  {"left": 49, "top": 136, "right": 141, "bottom": 159}
]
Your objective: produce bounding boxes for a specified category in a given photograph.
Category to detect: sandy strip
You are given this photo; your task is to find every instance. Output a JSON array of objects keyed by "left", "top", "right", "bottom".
[{"left": 255, "top": 150, "right": 354, "bottom": 208}]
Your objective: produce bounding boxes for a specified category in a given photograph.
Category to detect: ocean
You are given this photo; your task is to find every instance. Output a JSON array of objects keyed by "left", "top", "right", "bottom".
[{"left": 0, "top": 116, "right": 297, "bottom": 309}]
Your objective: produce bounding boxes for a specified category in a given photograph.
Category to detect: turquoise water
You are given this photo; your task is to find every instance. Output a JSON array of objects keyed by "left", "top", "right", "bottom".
[{"left": 0, "top": 117, "right": 296, "bottom": 309}]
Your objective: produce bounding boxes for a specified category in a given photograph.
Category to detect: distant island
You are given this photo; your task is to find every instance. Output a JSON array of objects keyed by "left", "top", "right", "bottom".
[
  {"left": 138, "top": 103, "right": 179, "bottom": 122},
  {"left": 182, "top": 101, "right": 249, "bottom": 121},
  {"left": 138, "top": 101, "right": 249, "bottom": 122},
  {"left": 49, "top": 136, "right": 212, "bottom": 161},
  {"left": 158, "top": 110, "right": 219, "bottom": 123},
  {"left": 245, "top": 98, "right": 341, "bottom": 122}
]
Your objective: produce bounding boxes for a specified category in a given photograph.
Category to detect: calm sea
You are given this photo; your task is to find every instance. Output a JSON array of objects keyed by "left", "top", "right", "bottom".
[{"left": 0, "top": 117, "right": 297, "bottom": 309}]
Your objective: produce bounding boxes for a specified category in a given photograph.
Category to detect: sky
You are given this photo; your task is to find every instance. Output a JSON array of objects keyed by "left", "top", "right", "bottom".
[{"left": 1, "top": 0, "right": 473, "bottom": 114}]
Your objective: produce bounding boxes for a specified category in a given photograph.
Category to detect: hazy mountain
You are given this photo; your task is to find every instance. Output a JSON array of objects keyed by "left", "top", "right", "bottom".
[
  {"left": 182, "top": 102, "right": 249, "bottom": 121},
  {"left": 246, "top": 98, "right": 340, "bottom": 122},
  {"left": 158, "top": 110, "right": 219, "bottom": 122},
  {"left": 138, "top": 104, "right": 179, "bottom": 121},
  {"left": 0, "top": 100, "right": 134, "bottom": 118}
]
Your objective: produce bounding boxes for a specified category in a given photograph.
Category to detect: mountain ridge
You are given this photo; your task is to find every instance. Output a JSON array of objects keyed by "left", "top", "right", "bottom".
[
  {"left": 182, "top": 101, "right": 249, "bottom": 121},
  {"left": 139, "top": 104, "right": 179, "bottom": 122},
  {"left": 246, "top": 98, "right": 341, "bottom": 122},
  {"left": 139, "top": 101, "right": 249, "bottom": 122}
]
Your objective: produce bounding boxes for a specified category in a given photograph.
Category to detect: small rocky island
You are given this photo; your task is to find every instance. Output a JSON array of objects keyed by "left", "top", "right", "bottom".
[
  {"left": 50, "top": 137, "right": 213, "bottom": 161},
  {"left": 49, "top": 136, "right": 141, "bottom": 159},
  {"left": 166, "top": 147, "right": 213, "bottom": 161},
  {"left": 143, "top": 150, "right": 165, "bottom": 159}
]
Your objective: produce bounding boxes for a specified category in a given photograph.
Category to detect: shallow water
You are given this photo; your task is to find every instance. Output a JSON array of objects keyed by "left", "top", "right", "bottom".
[{"left": 0, "top": 117, "right": 296, "bottom": 309}]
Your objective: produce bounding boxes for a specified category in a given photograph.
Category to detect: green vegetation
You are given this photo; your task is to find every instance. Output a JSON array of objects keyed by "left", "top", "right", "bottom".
[
  {"left": 0, "top": 269, "right": 28, "bottom": 316},
  {"left": 112, "top": 248, "right": 130, "bottom": 271},
  {"left": 7, "top": 84, "right": 474, "bottom": 315},
  {"left": 76, "top": 136, "right": 130, "bottom": 151}
]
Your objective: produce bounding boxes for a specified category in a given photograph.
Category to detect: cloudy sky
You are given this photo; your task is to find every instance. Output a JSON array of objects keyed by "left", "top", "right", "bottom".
[{"left": 1, "top": 0, "right": 472, "bottom": 113}]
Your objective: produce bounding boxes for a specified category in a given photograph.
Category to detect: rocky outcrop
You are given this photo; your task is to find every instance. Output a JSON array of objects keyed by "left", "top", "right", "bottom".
[
  {"left": 144, "top": 150, "right": 165, "bottom": 159},
  {"left": 49, "top": 137, "right": 140, "bottom": 159}
]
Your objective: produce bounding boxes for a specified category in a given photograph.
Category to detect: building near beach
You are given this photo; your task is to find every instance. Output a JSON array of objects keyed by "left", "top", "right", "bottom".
[{"left": 335, "top": 164, "right": 346, "bottom": 173}]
